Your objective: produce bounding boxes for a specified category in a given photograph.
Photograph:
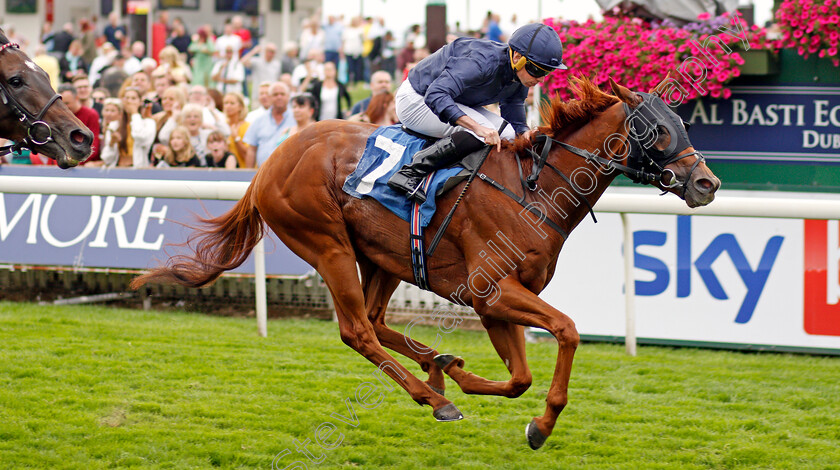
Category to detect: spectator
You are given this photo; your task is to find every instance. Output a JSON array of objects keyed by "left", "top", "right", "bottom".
[
  {"left": 120, "top": 86, "right": 156, "bottom": 168},
  {"left": 40, "top": 22, "right": 56, "bottom": 53},
  {"left": 152, "top": 85, "right": 186, "bottom": 147},
  {"left": 151, "top": 73, "right": 174, "bottom": 108},
  {"left": 308, "top": 61, "right": 351, "bottom": 121},
  {"left": 246, "top": 82, "right": 271, "bottom": 123},
  {"left": 484, "top": 13, "right": 505, "bottom": 43},
  {"left": 60, "top": 40, "right": 88, "bottom": 83},
  {"left": 51, "top": 23, "right": 75, "bottom": 55},
  {"left": 291, "top": 49, "right": 325, "bottom": 93},
  {"left": 349, "top": 70, "right": 392, "bottom": 115},
  {"left": 91, "top": 88, "right": 109, "bottom": 107},
  {"left": 205, "top": 131, "right": 238, "bottom": 168},
  {"left": 140, "top": 58, "right": 159, "bottom": 77},
  {"left": 58, "top": 83, "right": 101, "bottom": 164},
  {"left": 103, "top": 12, "right": 127, "bottom": 50},
  {"left": 280, "top": 41, "right": 299, "bottom": 75},
  {"left": 156, "top": 46, "right": 191, "bottom": 84},
  {"left": 178, "top": 104, "right": 213, "bottom": 161},
  {"left": 123, "top": 41, "right": 148, "bottom": 75},
  {"left": 365, "top": 92, "right": 398, "bottom": 126},
  {"left": 396, "top": 38, "right": 415, "bottom": 81},
  {"left": 189, "top": 26, "right": 216, "bottom": 87},
  {"left": 215, "top": 21, "right": 243, "bottom": 60},
  {"left": 152, "top": 11, "right": 170, "bottom": 61},
  {"left": 231, "top": 15, "right": 253, "bottom": 55},
  {"left": 131, "top": 72, "right": 160, "bottom": 115},
  {"left": 100, "top": 54, "right": 129, "bottom": 97},
  {"left": 241, "top": 42, "right": 281, "bottom": 95},
  {"left": 99, "top": 98, "right": 131, "bottom": 168},
  {"left": 342, "top": 17, "right": 365, "bottom": 84},
  {"left": 156, "top": 126, "right": 201, "bottom": 167},
  {"left": 243, "top": 81, "right": 294, "bottom": 168},
  {"left": 187, "top": 85, "right": 230, "bottom": 135},
  {"left": 323, "top": 16, "right": 344, "bottom": 66},
  {"left": 168, "top": 17, "right": 191, "bottom": 56},
  {"left": 4, "top": 26, "right": 29, "bottom": 52},
  {"left": 33, "top": 45, "right": 60, "bottom": 90},
  {"left": 298, "top": 17, "right": 325, "bottom": 62},
  {"left": 223, "top": 92, "right": 250, "bottom": 167},
  {"left": 79, "top": 18, "right": 97, "bottom": 64},
  {"left": 70, "top": 74, "right": 100, "bottom": 116},
  {"left": 287, "top": 93, "right": 318, "bottom": 136},
  {"left": 211, "top": 46, "right": 246, "bottom": 95},
  {"left": 89, "top": 42, "right": 117, "bottom": 87}
]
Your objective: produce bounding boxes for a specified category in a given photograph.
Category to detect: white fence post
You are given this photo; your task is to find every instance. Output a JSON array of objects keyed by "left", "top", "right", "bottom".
[
  {"left": 254, "top": 238, "right": 268, "bottom": 337},
  {"left": 621, "top": 212, "right": 636, "bottom": 356}
]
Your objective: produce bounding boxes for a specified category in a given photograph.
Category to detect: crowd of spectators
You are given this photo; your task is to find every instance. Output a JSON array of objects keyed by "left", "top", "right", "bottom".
[{"left": 1, "top": 9, "right": 536, "bottom": 169}]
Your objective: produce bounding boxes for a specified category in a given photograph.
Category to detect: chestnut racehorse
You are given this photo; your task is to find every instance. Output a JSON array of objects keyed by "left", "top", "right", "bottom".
[
  {"left": 131, "top": 77, "right": 720, "bottom": 449},
  {"left": 0, "top": 29, "right": 93, "bottom": 167}
]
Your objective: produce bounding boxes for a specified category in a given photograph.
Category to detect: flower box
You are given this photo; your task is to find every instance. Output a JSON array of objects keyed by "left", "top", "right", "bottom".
[{"left": 738, "top": 49, "right": 780, "bottom": 75}]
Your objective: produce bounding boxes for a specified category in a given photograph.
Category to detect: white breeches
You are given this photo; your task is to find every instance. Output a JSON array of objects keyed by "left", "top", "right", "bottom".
[{"left": 394, "top": 80, "right": 517, "bottom": 140}]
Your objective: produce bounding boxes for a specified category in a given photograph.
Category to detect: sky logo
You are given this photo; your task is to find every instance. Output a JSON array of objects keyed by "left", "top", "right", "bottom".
[
  {"left": 804, "top": 219, "right": 840, "bottom": 336},
  {"left": 634, "top": 216, "right": 784, "bottom": 324}
]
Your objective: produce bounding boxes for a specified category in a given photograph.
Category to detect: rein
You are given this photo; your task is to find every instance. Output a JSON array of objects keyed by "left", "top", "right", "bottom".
[{"left": 0, "top": 42, "right": 63, "bottom": 157}]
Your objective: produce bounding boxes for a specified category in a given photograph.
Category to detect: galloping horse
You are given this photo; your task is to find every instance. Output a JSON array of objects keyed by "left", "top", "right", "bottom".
[
  {"left": 131, "top": 77, "right": 720, "bottom": 449},
  {"left": 0, "top": 29, "right": 93, "bottom": 167}
]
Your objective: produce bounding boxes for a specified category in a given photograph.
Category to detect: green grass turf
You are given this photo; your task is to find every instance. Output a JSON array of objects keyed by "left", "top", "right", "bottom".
[{"left": 1, "top": 301, "right": 839, "bottom": 469}]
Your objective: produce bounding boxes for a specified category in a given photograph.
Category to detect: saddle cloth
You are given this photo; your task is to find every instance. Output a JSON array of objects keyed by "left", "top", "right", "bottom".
[{"left": 342, "top": 124, "right": 471, "bottom": 228}]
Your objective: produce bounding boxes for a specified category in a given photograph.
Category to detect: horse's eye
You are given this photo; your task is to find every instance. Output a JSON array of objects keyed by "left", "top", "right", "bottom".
[{"left": 8, "top": 76, "right": 23, "bottom": 88}]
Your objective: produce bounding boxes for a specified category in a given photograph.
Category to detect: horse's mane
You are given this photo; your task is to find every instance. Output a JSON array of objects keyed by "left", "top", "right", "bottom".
[{"left": 505, "top": 76, "right": 619, "bottom": 154}]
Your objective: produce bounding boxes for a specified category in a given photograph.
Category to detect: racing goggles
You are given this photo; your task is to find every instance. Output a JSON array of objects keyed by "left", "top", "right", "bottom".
[{"left": 524, "top": 59, "right": 553, "bottom": 78}]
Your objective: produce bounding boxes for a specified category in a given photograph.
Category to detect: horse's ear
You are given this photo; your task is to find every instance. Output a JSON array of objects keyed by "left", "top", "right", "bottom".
[
  {"left": 609, "top": 77, "right": 641, "bottom": 107},
  {"left": 649, "top": 71, "right": 672, "bottom": 96}
]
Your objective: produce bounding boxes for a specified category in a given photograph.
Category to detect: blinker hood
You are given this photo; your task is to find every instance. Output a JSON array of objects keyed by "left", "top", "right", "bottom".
[{"left": 623, "top": 92, "right": 693, "bottom": 168}]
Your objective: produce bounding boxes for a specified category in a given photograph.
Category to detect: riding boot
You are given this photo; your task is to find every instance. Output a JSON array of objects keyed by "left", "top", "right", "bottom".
[{"left": 388, "top": 131, "right": 483, "bottom": 203}]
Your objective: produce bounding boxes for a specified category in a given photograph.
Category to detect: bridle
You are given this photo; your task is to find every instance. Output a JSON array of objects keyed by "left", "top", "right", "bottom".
[
  {"left": 0, "top": 42, "right": 63, "bottom": 157},
  {"left": 522, "top": 93, "right": 705, "bottom": 201}
]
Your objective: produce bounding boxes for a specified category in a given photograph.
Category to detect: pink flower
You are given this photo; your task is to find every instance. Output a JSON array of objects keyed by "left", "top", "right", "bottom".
[{"left": 697, "top": 12, "right": 712, "bottom": 21}]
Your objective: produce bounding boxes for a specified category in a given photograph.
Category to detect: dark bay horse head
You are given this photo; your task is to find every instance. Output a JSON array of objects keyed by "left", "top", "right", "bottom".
[
  {"left": 609, "top": 77, "right": 721, "bottom": 207},
  {"left": 0, "top": 30, "right": 93, "bottom": 168}
]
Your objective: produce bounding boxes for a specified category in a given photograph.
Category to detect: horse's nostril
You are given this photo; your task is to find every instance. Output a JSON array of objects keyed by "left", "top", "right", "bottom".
[
  {"left": 695, "top": 178, "right": 714, "bottom": 192},
  {"left": 70, "top": 129, "right": 92, "bottom": 146}
]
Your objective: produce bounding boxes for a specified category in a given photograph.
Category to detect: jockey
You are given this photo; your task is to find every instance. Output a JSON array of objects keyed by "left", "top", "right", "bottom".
[{"left": 387, "top": 23, "right": 567, "bottom": 203}]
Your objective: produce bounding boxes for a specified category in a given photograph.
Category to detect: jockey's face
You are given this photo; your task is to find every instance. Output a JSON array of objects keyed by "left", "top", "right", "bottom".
[{"left": 515, "top": 65, "right": 545, "bottom": 88}]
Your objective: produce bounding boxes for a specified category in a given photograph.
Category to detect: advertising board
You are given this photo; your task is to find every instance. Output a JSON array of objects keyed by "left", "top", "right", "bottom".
[
  {"left": 0, "top": 166, "right": 311, "bottom": 276},
  {"left": 540, "top": 209, "right": 840, "bottom": 352}
]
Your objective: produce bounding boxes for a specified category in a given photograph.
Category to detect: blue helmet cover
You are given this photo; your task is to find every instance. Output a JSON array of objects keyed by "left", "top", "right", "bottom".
[{"left": 509, "top": 23, "right": 567, "bottom": 70}]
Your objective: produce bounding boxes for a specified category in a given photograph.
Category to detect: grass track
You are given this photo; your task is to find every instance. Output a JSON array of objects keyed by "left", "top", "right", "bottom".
[{"left": 1, "top": 301, "right": 839, "bottom": 469}]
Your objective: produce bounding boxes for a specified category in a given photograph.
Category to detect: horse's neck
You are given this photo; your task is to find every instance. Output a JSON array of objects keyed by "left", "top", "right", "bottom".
[{"left": 541, "top": 103, "right": 627, "bottom": 233}]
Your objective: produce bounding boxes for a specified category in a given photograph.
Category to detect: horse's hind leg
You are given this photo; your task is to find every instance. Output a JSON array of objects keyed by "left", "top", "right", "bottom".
[
  {"left": 437, "top": 317, "right": 533, "bottom": 398},
  {"left": 312, "top": 249, "right": 460, "bottom": 420},
  {"left": 358, "top": 259, "right": 446, "bottom": 395}
]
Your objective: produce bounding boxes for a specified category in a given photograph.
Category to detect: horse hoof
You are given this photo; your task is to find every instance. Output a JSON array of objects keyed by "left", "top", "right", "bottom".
[
  {"left": 430, "top": 385, "right": 445, "bottom": 396},
  {"left": 433, "top": 354, "right": 463, "bottom": 370},
  {"left": 433, "top": 403, "right": 463, "bottom": 422},
  {"left": 525, "top": 419, "right": 549, "bottom": 450}
]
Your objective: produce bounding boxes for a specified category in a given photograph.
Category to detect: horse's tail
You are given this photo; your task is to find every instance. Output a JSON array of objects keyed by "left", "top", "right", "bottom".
[{"left": 129, "top": 182, "right": 264, "bottom": 290}]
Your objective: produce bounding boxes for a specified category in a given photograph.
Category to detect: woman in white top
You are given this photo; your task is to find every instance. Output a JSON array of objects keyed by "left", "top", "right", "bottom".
[
  {"left": 307, "top": 61, "right": 352, "bottom": 121},
  {"left": 120, "top": 87, "right": 156, "bottom": 168}
]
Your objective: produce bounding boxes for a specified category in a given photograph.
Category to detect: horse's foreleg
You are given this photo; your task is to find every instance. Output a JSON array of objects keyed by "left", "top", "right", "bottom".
[
  {"left": 358, "top": 261, "right": 446, "bottom": 395},
  {"left": 317, "top": 251, "right": 460, "bottom": 420},
  {"left": 477, "top": 278, "right": 580, "bottom": 450},
  {"left": 437, "top": 318, "right": 532, "bottom": 398}
]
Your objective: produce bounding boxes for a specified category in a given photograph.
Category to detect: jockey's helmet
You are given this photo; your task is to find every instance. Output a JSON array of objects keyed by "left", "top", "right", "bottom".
[{"left": 508, "top": 23, "right": 567, "bottom": 77}]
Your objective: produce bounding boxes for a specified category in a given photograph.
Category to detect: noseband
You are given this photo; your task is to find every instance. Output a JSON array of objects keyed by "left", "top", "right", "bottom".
[{"left": 0, "top": 42, "right": 63, "bottom": 157}]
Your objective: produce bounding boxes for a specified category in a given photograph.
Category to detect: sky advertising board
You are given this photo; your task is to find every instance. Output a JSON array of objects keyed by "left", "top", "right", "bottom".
[{"left": 540, "top": 208, "right": 840, "bottom": 352}]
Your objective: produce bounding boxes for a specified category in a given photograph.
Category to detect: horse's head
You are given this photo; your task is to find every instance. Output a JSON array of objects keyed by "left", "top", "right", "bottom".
[
  {"left": 0, "top": 35, "right": 93, "bottom": 168},
  {"left": 609, "top": 77, "right": 720, "bottom": 208}
]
